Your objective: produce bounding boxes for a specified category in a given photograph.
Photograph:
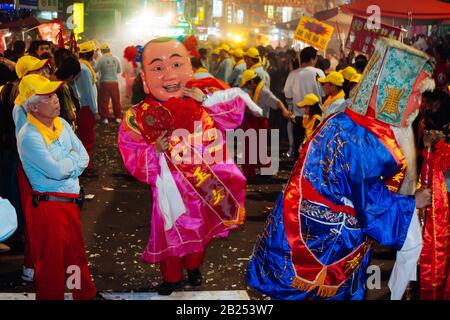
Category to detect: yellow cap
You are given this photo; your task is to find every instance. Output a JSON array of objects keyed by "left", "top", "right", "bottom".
[
  {"left": 219, "top": 44, "right": 230, "bottom": 53},
  {"left": 244, "top": 47, "right": 260, "bottom": 59},
  {"left": 15, "top": 55, "right": 49, "bottom": 79},
  {"left": 100, "top": 42, "right": 109, "bottom": 50},
  {"left": 231, "top": 48, "right": 244, "bottom": 58},
  {"left": 340, "top": 66, "right": 357, "bottom": 81},
  {"left": 212, "top": 48, "right": 221, "bottom": 55},
  {"left": 297, "top": 93, "right": 320, "bottom": 108},
  {"left": 79, "top": 40, "right": 96, "bottom": 53},
  {"left": 15, "top": 74, "right": 63, "bottom": 106},
  {"left": 350, "top": 73, "right": 361, "bottom": 83},
  {"left": 318, "top": 71, "right": 344, "bottom": 86},
  {"left": 240, "top": 69, "right": 258, "bottom": 87}
]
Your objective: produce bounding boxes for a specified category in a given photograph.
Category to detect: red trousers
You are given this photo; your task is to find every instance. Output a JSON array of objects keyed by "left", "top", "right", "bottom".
[
  {"left": 76, "top": 107, "right": 95, "bottom": 169},
  {"left": 242, "top": 114, "right": 270, "bottom": 178},
  {"left": 159, "top": 252, "right": 205, "bottom": 283},
  {"left": 16, "top": 164, "right": 33, "bottom": 269},
  {"left": 26, "top": 192, "right": 97, "bottom": 300},
  {"left": 98, "top": 81, "right": 122, "bottom": 119}
]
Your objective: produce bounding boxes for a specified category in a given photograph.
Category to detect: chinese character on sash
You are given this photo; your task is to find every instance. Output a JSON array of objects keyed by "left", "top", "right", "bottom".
[
  {"left": 211, "top": 188, "right": 225, "bottom": 206},
  {"left": 193, "top": 167, "right": 211, "bottom": 187}
]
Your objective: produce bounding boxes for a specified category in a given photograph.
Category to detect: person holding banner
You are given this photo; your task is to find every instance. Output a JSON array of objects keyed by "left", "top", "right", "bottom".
[{"left": 118, "top": 37, "right": 262, "bottom": 296}]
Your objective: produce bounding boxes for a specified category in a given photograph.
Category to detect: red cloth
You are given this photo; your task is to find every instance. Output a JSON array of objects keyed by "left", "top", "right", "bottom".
[
  {"left": 16, "top": 164, "right": 33, "bottom": 269},
  {"left": 159, "top": 252, "right": 205, "bottom": 282},
  {"left": 76, "top": 107, "right": 95, "bottom": 169},
  {"left": 420, "top": 141, "right": 450, "bottom": 300},
  {"left": 98, "top": 82, "right": 122, "bottom": 119},
  {"left": 340, "top": 0, "right": 450, "bottom": 20},
  {"left": 241, "top": 114, "right": 269, "bottom": 178},
  {"left": 25, "top": 192, "right": 97, "bottom": 300}
]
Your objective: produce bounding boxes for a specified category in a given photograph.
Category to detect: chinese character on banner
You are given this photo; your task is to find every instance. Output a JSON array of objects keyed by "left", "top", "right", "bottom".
[
  {"left": 345, "top": 16, "right": 401, "bottom": 55},
  {"left": 294, "top": 16, "right": 334, "bottom": 51},
  {"left": 37, "top": 19, "right": 66, "bottom": 44}
]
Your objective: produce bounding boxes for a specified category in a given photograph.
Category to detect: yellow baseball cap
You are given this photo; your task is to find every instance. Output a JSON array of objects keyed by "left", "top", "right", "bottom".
[
  {"left": 219, "top": 44, "right": 230, "bottom": 53},
  {"left": 79, "top": 40, "right": 96, "bottom": 53},
  {"left": 350, "top": 73, "right": 361, "bottom": 83},
  {"left": 340, "top": 66, "right": 357, "bottom": 81},
  {"left": 240, "top": 69, "right": 258, "bottom": 87},
  {"left": 297, "top": 93, "right": 320, "bottom": 108},
  {"left": 212, "top": 48, "right": 221, "bottom": 55},
  {"left": 99, "top": 42, "right": 109, "bottom": 50},
  {"left": 244, "top": 47, "right": 260, "bottom": 59},
  {"left": 15, "top": 55, "right": 49, "bottom": 79},
  {"left": 15, "top": 74, "right": 63, "bottom": 106},
  {"left": 318, "top": 71, "right": 344, "bottom": 87},
  {"left": 231, "top": 48, "right": 244, "bottom": 58}
]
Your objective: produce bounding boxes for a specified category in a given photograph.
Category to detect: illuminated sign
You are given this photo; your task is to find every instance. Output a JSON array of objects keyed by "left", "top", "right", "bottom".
[
  {"left": 236, "top": 10, "right": 244, "bottom": 25},
  {"left": 73, "top": 3, "right": 84, "bottom": 35},
  {"left": 267, "top": 5, "right": 274, "bottom": 19},
  {"left": 198, "top": 6, "right": 204, "bottom": 22},
  {"left": 227, "top": 5, "right": 233, "bottom": 24},
  {"left": 212, "top": 0, "right": 223, "bottom": 18}
]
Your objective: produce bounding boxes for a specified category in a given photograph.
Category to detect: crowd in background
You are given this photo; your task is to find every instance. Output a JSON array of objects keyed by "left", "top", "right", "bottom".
[{"left": 0, "top": 32, "right": 448, "bottom": 297}]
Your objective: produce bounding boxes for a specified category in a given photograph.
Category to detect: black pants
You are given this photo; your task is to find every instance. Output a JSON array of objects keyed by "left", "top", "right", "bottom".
[{"left": 292, "top": 120, "right": 305, "bottom": 161}]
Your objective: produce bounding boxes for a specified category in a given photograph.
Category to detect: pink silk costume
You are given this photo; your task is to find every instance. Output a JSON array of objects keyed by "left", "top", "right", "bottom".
[{"left": 118, "top": 85, "right": 248, "bottom": 264}]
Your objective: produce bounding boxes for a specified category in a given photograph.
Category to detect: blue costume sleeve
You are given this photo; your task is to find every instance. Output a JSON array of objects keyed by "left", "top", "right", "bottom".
[
  {"left": 353, "top": 176, "right": 415, "bottom": 250},
  {"left": 344, "top": 131, "right": 416, "bottom": 250},
  {"left": 306, "top": 114, "right": 417, "bottom": 251}
]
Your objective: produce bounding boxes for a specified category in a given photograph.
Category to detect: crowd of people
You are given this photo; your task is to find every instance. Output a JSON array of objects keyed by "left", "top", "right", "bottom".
[
  {"left": 0, "top": 38, "right": 124, "bottom": 299},
  {"left": 0, "top": 31, "right": 449, "bottom": 300}
]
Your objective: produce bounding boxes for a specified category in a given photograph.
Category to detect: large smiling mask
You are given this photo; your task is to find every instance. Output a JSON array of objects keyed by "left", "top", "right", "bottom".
[{"left": 141, "top": 38, "right": 194, "bottom": 102}]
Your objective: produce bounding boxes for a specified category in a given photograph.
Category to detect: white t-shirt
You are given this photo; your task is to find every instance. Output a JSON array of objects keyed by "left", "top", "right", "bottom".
[{"left": 284, "top": 66, "right": 325, "bottom": 116}]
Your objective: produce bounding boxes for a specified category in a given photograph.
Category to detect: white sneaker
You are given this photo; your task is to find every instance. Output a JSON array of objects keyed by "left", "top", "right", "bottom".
[
  {"left": 102, "top": 119, "right": 109, "bottom": 124},
  {"left": 22, "top": 266, "right": 34, "bottom": 282},
  {"left": 115, "top": 118, "right": 121, "bottom": 124}
]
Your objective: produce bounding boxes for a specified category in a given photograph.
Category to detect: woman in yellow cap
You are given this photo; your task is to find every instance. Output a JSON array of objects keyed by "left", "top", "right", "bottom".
[
  {"left": 292, "top": 93, "right": 322, "bottom": 145},
  {"left": 244, "top": 47, "right": 271, "bottom": 88},
  {"left": 215, "top": 44, "right": 233, "bottom": 82},
  {"left": 318, "top": 71, "right": 346, "bottom": 118},
  {"left": 228, "top": 48, "right": 246, "bottom": 87},
  {"left": 340, "top": 66, "right": 357, "bottom": 99}
]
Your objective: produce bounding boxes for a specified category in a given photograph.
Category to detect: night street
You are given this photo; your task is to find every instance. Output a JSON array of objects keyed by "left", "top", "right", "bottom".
[{"left": 0, "top": 119, "right": 395, "bottom": 300}]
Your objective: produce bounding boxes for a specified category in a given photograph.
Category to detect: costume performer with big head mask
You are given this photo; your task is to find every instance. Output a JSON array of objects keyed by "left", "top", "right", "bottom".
[
  {"left": 118, "top": 37, "right": 262, "bottom": 295},
  {"left": 247, "top": 38, "right": 435, "bottom": 300}
]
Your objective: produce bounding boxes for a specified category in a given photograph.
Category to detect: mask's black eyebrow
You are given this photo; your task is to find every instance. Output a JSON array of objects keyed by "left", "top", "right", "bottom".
[
  {"left": 149, "top": 58, "right": 163, "bottom": 65},
  {"left": 170, "top": 54, "right": 182, "bottom": 58}
]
